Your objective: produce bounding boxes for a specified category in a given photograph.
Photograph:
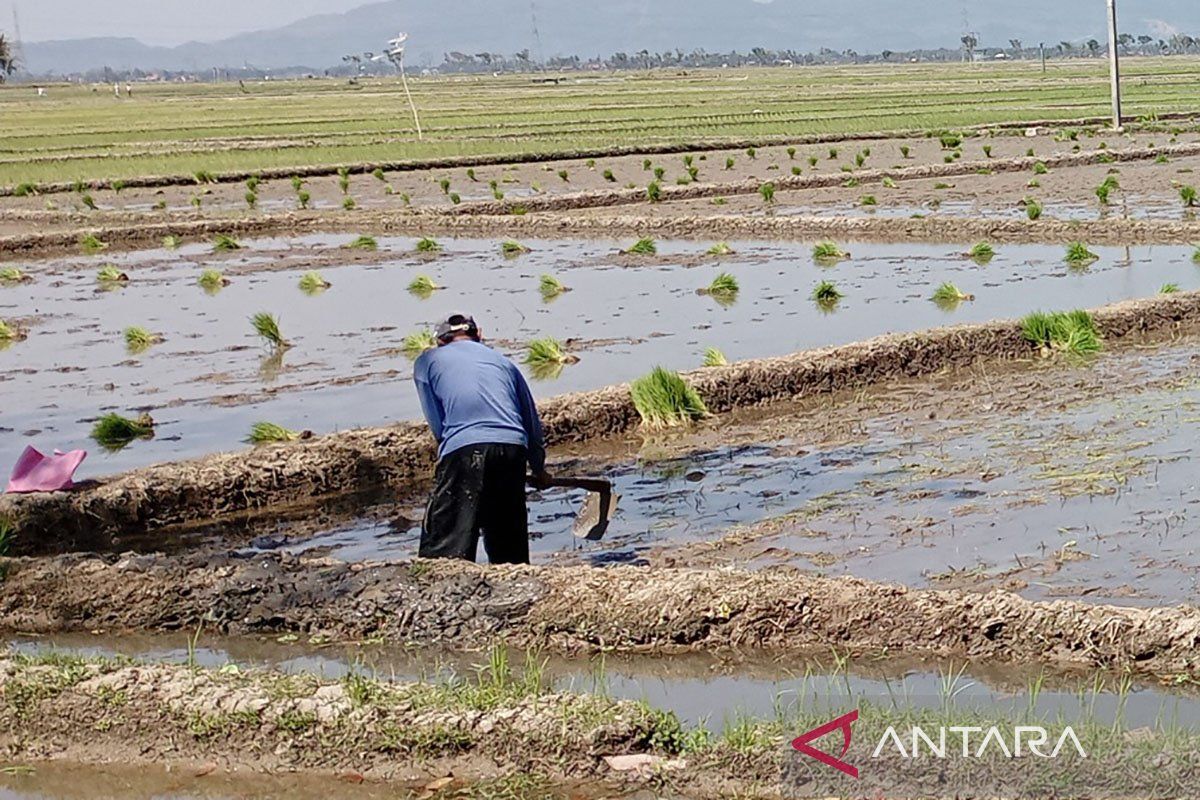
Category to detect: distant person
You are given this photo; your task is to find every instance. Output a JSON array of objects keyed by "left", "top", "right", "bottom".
[{"left": 413, "top": 313, "right": 551, "bottom": 564}]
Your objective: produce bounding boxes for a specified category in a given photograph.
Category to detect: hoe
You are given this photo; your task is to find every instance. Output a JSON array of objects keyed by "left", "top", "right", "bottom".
[{"left": 534, "top": 476, "right": 619, "bottom": 541}]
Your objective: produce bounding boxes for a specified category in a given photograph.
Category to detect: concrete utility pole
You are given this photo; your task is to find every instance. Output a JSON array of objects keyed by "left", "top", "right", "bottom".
[{"left": 1106, "top": 0, "right": 1123, "bottom": 130}]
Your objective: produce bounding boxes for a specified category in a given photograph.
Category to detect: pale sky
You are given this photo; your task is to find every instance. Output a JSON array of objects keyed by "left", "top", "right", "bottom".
[{"left": 13, "top": 0, "right": 375, "bottom": 45}]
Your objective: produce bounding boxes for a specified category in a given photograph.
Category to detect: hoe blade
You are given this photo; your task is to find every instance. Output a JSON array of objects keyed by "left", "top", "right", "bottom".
[{"left": 572, "top": 485, "right": 620, "bottom": 541}]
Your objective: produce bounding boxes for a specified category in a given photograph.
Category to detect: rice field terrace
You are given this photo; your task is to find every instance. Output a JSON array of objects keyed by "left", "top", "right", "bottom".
[{"left": 7, "top": 60, "right": 1200, "bottom": 799}]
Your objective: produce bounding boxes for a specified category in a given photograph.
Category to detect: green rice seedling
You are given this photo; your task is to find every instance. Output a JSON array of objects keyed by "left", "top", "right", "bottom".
[
  {"left": 0, "top": 319, "right": 26, "bottom": 343},
  {"left": 746, "top": 147, "right": 757, "bottom": 159},
  {"left": 80, "top": 194, "right": 97, "bottom": 210},
  {"left": 539, "top": 274, "right": 567, "bottom": 299},
  {"left": 96, "top": 265, "right": 128, "bottom": 284},
  {"left": 402, "top": 329, "right": 436, "bottom": 358},
  {"left": 372, "top": 168, "right": 386, "bottom": 182},
  {"left": 683, "top": 155, "right": 694, "bottom": 168},
  {"left": 449, "top": 193, "right": 461, "bottom": 205},
  {"left": 524, "top": 338, "right": 579, "bottom": 372},
  {"left": 725, "top": 157, "right": 735, "bottom": 171},
  {"left": 407, "top": 275, "right": 440, "bottom": 297},
  {"left": 855, "top": 152, "right": 866, "bottom": 168},
  {"left": 860, "top": 195, "right": 877, "bottom": 206},
  {"left": 603, "top": 169, "right": 616, "bottom": 182},
  {"left": 1021, "top": 310, "right": 1102, "bottom": 356},
  {"left": 646, "top": 181, "right": 662, "bottom": 202},
  {"left": 630, "top": 367, "right": 708, "bottom": 429},
  {"left": 291, "top": 175, "right": 304, "bottom": 192},
  {"left": 882, "top": 176, "right": 898, "bottom": 189},
  {"left": 0, "top": 267, "right": 28, "bottom": 283},
  {"left": 91, "top": 413, "right": 155, "bottom": 452},
  {"left": 791, "top": 166, "right": 802, "bottom": 176},
  {"left": 1095, "top": 182, "right": 1112, "bottom": 205},
  {"left": 700, "top": 272, "right": 739, "bottom": 304},
  {"left": 623, "top": 238, "right": 657, "bottom": 256},
  {"left": 246, "top": 176, "right": 260, "bottom": 193},
  {"left": 197, "top": 269, "right": 228, "bottom": 291},
  {"left": 111, "top": 179, "right": 127, "bottom": 194},
  {"left": 982, "top": 144, "right": 993, "bottom": 158},
  {"left": 297, "top": 191, "right": 311, "bottom": 209},
  {"left": 346, "top": 235, "right": 377, "bottom": 251},
  {"left": 943, "top": 155, "right": 954, "bottom": 164},
  {"left": 931, "top": 282, "right": 975, "bottom": 309},
  {"left": 653, "top": 166, "right": 666, "bottom": 181},
  {"left": 438, "top": 178, "right": 451, "bottom": 195},
  {"left": 162, "top": 235, "right": 181, "bottom": 249},
  {"left": 1181, "top": 186, "right": 1198, "bottom": 207},
  {"left": 414, "top": 237, "right": 442, "bottom": 254},
  {"left": 643, "top": 158, "right": 653, "bottom": 171},
  {"left": 342, "top": 197, "right": 356, "bottom": 211},
  {"left": 828, "top": 147, "right": 839, "bottom": 160},
  {"left": 213, "top": 234, "right": 241, "bottom": 252},
  {"left": 1161, "top": 283, "right": 1181, "bottom": 294},
  {"left": 1156, "top": 154, "right": 1170, "bottom": 165},
  {"left": 123, "top": 326, "right": 162, "bottom": 352},
  {"left": 759, "top": 182, "right": 776, "bottom": 204},
  {"left": 190, "top": 195, "right": 202, "bottom": 210},
  {"left": 687, "top": 166, "right": 699, "bottom": 181},
  {"left": 251, "top": 312, "right": 290, "bottom": 349},
  {"left": 557, "top": 169, "right": 569, "bottom": 182},
  {"left": 246, "top": 422, "right": 308, "bottom": 445},
  {"left": 1065, "top": 242, "right": 1099, "bottom": 265},
  {"left": 1026, "top": 147, "right": 1035, "bottom": 157},
  {"left": 338, "top": 167, "right": 351, "bottom": 193},
  {"left": 811, "top": 280, "right": 843, "bottom": 307},
  {"left": 808, "top": 155, "right": 819, "bottom": 168},
  {"left": 501, "top": 240, "right": 530, "bottom": 257},
  {"left": 702, "top": 347, "right": 728, "bottom": 367},
  {"left": 13, "top": 182, "right": 37, "bottom": 197},
  {"left": 492, "top": 189, "right": 505, "bottom": 200},
  {"left": 899, "top": 145, "right": 911, "bottom": 158},
  {"left": 1024, "top": 198, "right": 1044, "bottom": 220},
  {"left": 193, "top": 170, "right": 216, "bottom": 184},
  {"left": 939, "top": 133, "right": 962, "bottom": 149},
  {"left": 812, "top": 241, "right": 848, "bottom": 264},
  {"left": 299, "top": 271, "right": 331, "bottom": 294},
  {"left": 1033, "top": 161, "right": 1049, "bottom": 175},
  {"left": 706, "top": 242, "right": 734, "bottom": 256},
  {"left": 245, "top": 191, "right": 257, "bottom": 209},
  {"left": 587, "top": 159, "right": 597, "bottom": 169},
  {"left": 967, "top": 242, "right": 995, "bottom": 263}
]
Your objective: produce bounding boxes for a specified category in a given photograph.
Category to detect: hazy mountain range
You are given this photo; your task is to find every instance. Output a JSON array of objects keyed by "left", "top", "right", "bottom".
[{"left": 21, "top": 0, "right": 1200, "bottom": 74}]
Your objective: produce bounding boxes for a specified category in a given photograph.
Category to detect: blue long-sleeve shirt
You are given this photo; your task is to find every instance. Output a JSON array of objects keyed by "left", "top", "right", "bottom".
[{"left": 413, "top": 340, "right": 546, "bottom": 472}]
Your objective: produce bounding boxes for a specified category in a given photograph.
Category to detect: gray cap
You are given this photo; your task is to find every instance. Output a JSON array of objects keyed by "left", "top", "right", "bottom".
[{"left": 435, "top": 313, "right": 479, "bottom": 343}]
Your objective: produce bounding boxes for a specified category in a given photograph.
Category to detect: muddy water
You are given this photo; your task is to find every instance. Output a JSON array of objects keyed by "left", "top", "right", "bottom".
[
  {"left": 3, "top": 235, "right": 1199, "bottom": 477},
  {"left": 776, "top": 197, "right": 1190, "bottom": 222},
  {"left": 243, "top": 336, "right": 1200, "bottom": 605}
]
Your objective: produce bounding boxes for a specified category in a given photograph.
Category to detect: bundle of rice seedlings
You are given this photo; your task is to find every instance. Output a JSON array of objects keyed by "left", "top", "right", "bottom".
[
  {"left": 759, "top": 182, "right": 776, "bottom": 203},
  {"left": 623, "top": 238, "right": 657, "bottom": 256},
  {"left": 213, "top": 234, "right": 241, "bottom": 252},
  {"left": 931, "top": 282, "right": 975, "bottom": 309},
  {"left": 1161, "top": 283, "right": 1181, "bottom": 294},
  {"left": 1024, "top": 198, "right": 1044, "bottom": 220},
  {"left": 346, "top": 235, "right": 378, "bottom": 250},
  {"left": 558, "top": 170, "right": 569, "bottom": 182},
  {"left": 91, "top": 412, "right": 155, "bottom": 452},
  {"left": 193, "top": 170, "right": 216, "bottom": 184},
  {"left": 246, "top": 422, "right": 310, "bottom": 445},
  {"left": 1182, "top": 185, "right": 1198, "bottom": 208},
  {"left": 342, "top": 197, "right": 357, "bottom": 211},
  {"left": 1033, "top": 161, "right": 1049, "bottom": 175},
  {"left": 702, "top": 347, "right": 728, "bottom": 367},
  {"left": 539, "top": 274, "right": 568, "bottom": 299},
  {"left": 372, "top": 168, "right": 387, "bottom": 182},
  {"left": 653, "top": 167, "right": 666, "bottom": 181},
  {"left": 245, "top": 191, "right": 258, "bottom": 209},
  {"left": 812, "top": 241, "right": 848, "bottom": 263},
  {"left": 407, "top": 275, "right": 440, "bottom": 297},
  {"left": 524, "top": 337, "right": 579, "bottom": 370},
  {"left": 1021, "top": 310, "right": 1102, "bottom": 357},
  {"left": 787, "top": 147, "right": 797, "bottom": 160},
  {"left": 501, "top": 240, "right": 530, "bottom": 257},
  {"left": 81, "top": 194, "right": 97, "bottom": 210},
  {"left": 299, "top": 271, "right": 331, "bottom": 293},
  {"left": 1064, "top": 242, "right": 1099, "bottom": 265},
  {"left": 414, "top": 237, "right": 442, "bottom": 254},
  {"left": 0, "top": 319, "right": 26, "bottom": 343},
  {"left": 245, "top": 176, "right": 261, "bottom": 193},
  {"left": 967, "top": 242, "right": 996, "bottom": 263},
  {"left": 13, "top": 182, "right": 37, "bottom": 197},
  {"left": 402, "top": 329, "right": 437, "bottom": 358},
  {"left": 123, "top": 326, "right": 162, "bottom": 352},
  {"left": 162, "top": 235, "right": 181, "bottom": 249},
  {"left": 808, "top": 155, "right": 819, "bottom": 167},
  {"left": 466, "top": 168, "right": 478, "bottom": 182},
  {"left": 291, "top": 176, "right": 304, "bottom": 192},
  {"left": 251, "top": 312, "right": 290, "bottom": 349},
  {"left": 882, "top": 177, "right": 898, "bottom": 189},
  {"left": 96, "top": 265, "right": 128, "bottom": 284},
  {"left": 80, "top": 233, "right": 107, "bottom": 253},
  {"left": 0, "top": 266, "right": 29, "bottom": 283},
  {"left": 190, "top": 196, "right": 203, "bottom": 210},
  {"left": 603, "top": 169, "right": 616, "bottom": 182},
  {"left": 861, "top": 195, "right": 878, "bottom": 206},
  {"left": 700, "top": 272, "right": 740, "bottom": 302},
  {"left": 1192, "top": 246, "right": 1200, "bottom": 265},
  {"left": 297, "top": 191, "right": 311, "bottom": 210},
  {"left": 706, "top": 242, "right": 734, "bottom": 256},
  {"left": 812, "top": 280, "right": 843, "bottom": 305},
  {"left": 746, "top": 147, "right": 757, "bottom": 160},
  {"left": 197, "top": 269, "right": 229, "bottom": 291},
  {"left": 630, "top": 367, "right": 709, "bottom": 429},
  {"left": 725, "top": 157, "right": 735, "bottom": 170},
  {"left": 449, "top": 193, "right": 461, "bottom": 205},
  {"left": 646, "top": 181, "right": 663, "bottom": 203},
  {"left": 340, "top": 169, "right": 352, "bottom": 194},
  {"left": 643, "top": 159, "right": 653, "bottom": 171}
]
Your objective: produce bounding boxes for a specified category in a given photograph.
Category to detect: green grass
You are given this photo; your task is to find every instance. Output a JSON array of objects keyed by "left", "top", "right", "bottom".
[
  {"left": 812, "top": 241, "right": 848, "bottom": 263},
  {"left": 630, "top": 367, "right": 709, "bottom": 429},
  {"left": 402, "top": 329, "right": 437, "bottom": 358},
  {"left": 345, "top": 235, "right": 377, "bottom": 250},
  {"left": 1021, "top": 310, "right": 1103, "bottom": 356},
  {"left": 539, "top": 274, "right": 567, "bottom": 299},
  {"left": 1161, "top": 283, "right": 1181, "bottom": 294},
  {"left": 212, "top": 234, "right": 241, "bottom": 252},
  {"left": 0, "top": 266, "right": 28, "bottom": 283},
  {"left": 501, "top": 240, "right": 531, "bottom": 257},
  {"left": 246, "top": 422, "right": 305, "bottom": 444},
  {"left": 96, "top": 265, "right": 128, "bottom": 283},
  {"left": 298, "top": 271, "right": 331, "bottom": 293},
  {"left": 414, "top": 237, "right": 442, "bottom": 254},
  {"left": 407, "top": 275, "right": 440, "bottom": 297},
  {"left": 91, "top": 413, "right": 155, "bottom": 452},
  {"left": 706, "top": 242, "right": 734, "bottom": 256},
  {"left": 197, "top": 269, "right": 227, "bottom": 291},
  {"left": 251, "top": 312, "right": 289, "bottom": 349},
  {"left": 1065, "top": 242, "right": 1099, "bottom": 265},
  {"left": 623, "top": 237, "right": 657, "bottom": 256},
  {"left": 702, "top": 347, "right": 728, "bottom": 367},
  {"left": 812, "top": 280, "right": 844, "bottom": 306},
  {"left": 123, "top": 326, "right": 161, "bottom": 352},
  {"left": 967, "top": 241, "right": 995, "bottom": 263}
]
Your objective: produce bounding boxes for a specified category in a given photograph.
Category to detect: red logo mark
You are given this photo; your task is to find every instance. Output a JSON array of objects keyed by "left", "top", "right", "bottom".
[{"left": 791, "top": 709, "right": 859, "bottom": 778}]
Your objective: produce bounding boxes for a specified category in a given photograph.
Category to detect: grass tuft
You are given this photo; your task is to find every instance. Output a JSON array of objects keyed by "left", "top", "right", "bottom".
[
  {"left": 1064, "top": 242, "right": 1099, "bottom": 265},
  {"left": 759, "top": 182, "right": 776, "bottom": 203},
  {"left": 251, "top": 312, "right": 290, "bottom": 349},
  {"left": 812, "top": 280, "right": 844, "bottom": 307},
  {"left": 702, "top": 347, "right": 728, "bottom": 367},
  {"left": 346, "top": 235, "right": 378, "bottom": 251},
  {"left": 630, "top": 367, "right": 709, "bottom": 429},
  {"left": 91, "top": 413, "right": 155, "bottom": 452},
  {"left": 1181, "top": 185, "right": 1198, "bottom": 208},
  {"left": 1021, "top": 310, "right": 1102, "bottom": 356},
  {"left": 623, "top": 237, "right": 657, "bottom": 256}
]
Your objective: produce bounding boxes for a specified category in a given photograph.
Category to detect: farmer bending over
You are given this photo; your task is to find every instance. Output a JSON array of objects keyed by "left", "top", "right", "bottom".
[{"left": 413, "top": 313, "right": 551, "bottom": 563}]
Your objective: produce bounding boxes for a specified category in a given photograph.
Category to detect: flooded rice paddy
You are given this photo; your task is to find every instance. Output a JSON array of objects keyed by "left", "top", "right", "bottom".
[{"left": 2, "top": 234, "right": 1199, "bottom": 478}]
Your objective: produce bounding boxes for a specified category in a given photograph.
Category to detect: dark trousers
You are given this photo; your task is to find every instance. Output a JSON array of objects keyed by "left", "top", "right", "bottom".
[{"left": 419, "top": 443, "right": 530, "bottom": 564}]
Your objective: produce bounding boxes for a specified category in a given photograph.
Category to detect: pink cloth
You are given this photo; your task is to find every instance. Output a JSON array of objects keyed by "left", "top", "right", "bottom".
[{"left": 6, "top": 446, "right": 87, "bottom": 493}]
